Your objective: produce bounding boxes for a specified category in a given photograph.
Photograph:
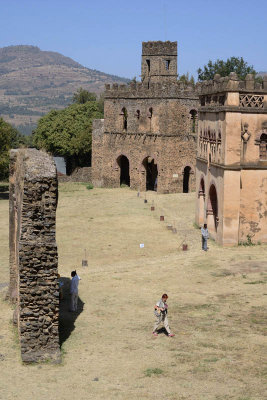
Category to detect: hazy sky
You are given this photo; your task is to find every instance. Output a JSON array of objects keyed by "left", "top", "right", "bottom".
[{"left": 0, "top": 0, "right": 266, "bottom": 79}]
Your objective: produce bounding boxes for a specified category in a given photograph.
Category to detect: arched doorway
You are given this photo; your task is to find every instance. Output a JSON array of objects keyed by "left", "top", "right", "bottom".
[
  {"left": 183, "top": 166, "right": 191, "bottom": 193},
  {"left": 117, "top": 155, "right": 130, "bottom": 186},
  {"left": 198, "top": 178, "right": 205, "bottom": 225},
  {"left": 207, "top": 184, "right": 218, "bottom": 232},
  {"left": 143, "top": 157, "right": 158, "bottom": 191}
]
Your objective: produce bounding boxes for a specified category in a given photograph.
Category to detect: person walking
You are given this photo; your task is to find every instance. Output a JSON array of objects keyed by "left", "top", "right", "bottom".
[
  {"left": 69, "top": 270, "right": 81, "bottom": 312},
  {"left": 201, "top": 223, "right": 209, "bottom": 251},
  {"left": 152, "top": 293, "right": 175, "bottom": 337}
]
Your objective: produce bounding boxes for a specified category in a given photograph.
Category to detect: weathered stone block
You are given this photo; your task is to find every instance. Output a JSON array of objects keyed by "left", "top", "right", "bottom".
[{"left": 9, "top": 148, "right": 60, "bottom": 363}]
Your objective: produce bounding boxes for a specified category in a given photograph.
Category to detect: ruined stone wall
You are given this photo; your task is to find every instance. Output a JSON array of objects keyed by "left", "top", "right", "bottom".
[
  {"left": 93, "top": 131, "right": 196, "bottom": 193},
  {"left": 9, "top": 148, "right": 60, "bottom": 363},
  {"left": 92, "top": 86, "right": 198, "bottom": 193},
  {"left": 58, "top": 166, "right": 92, "bottom": 183},
  {"left": 104, "top": 96, "right": 197, "bottom": 136}
]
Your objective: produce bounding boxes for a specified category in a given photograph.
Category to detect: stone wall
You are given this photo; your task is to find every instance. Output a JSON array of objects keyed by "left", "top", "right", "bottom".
[
  {"left": 9, "top": 148, "right": 60, "bottom": 363},
  {"left": 58, "top": 166, "right": 92, "bottom": 183}
]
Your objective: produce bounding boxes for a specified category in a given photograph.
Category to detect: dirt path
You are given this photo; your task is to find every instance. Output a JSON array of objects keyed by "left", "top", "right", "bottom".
[{"left": 0, "top": 183, "right": 266, "bottom": 400}]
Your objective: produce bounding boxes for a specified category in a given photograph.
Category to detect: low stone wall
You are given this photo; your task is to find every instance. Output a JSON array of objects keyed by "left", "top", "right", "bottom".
[
  {"left": 58, "top": 166, "right": 92, "bottom": 183},
  {"left": 9, "top": 148, "right": 60, "bottom": 363}
]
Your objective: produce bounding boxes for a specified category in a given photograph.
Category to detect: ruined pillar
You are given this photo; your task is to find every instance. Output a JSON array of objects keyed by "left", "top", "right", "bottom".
[{"left": 9, "top": 148, "right": 60, "bottom": 363}]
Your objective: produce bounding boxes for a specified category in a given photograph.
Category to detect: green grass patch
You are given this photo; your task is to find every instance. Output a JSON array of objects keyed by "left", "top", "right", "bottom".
[
  {"left": 144, "top": 368, "right": 164, "bottom": 377},
  {"left": 86, "top": 183, "right": 94, "bottom": 190},
  {"left": 203, "top": 357, "right": 219, "bottom": 363}
]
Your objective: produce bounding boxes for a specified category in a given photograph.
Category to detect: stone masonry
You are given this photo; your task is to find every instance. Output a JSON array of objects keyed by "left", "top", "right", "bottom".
[
  {"left": 9, "top": 148, "right": 60, "bottom": 363},
  {"left": 92, "top": 41, "right": 199, "bottom": 194},
  {"left": 195, "top": 73, "right": 267, "bottom": 246}
]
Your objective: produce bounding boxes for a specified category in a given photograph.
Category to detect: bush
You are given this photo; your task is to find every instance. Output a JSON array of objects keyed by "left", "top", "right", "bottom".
[
  {"left": 86, "top": 183, "right": 94, "bottom": 190},
  {"left": 239, "top": 234, "right": 256, "bottom": 246}
]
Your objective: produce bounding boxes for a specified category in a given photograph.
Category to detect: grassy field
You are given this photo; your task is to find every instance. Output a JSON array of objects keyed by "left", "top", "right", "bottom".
[{"left": 0, "top": 182, "right": 266, "bottom": 400}]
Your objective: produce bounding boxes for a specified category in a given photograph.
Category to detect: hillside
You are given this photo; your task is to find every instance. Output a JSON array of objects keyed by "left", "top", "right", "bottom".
[{"left": 0, "top": 45, "right": 129, "bottom": 134}]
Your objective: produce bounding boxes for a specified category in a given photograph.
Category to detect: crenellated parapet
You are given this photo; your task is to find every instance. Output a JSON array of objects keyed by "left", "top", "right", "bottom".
[
  {"left": 104, "top": 81, "right": 198, "bottom": 99},
  {"left": 142, "top": 41, "right": 177, "bottom": 56},
  {"left": 198, "top": 72, "right": 267, "bottom": 95},
  {"left": 198, "top": 73, "right": 267, "bottom": 109}
]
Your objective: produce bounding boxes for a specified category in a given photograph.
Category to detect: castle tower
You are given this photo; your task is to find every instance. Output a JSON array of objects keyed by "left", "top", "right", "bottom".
[{"left": 141, "top": 41, "right": 177, "bottom": 85}]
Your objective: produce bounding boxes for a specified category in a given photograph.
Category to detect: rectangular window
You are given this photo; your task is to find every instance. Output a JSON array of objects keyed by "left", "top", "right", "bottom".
[
  {"left": 165, "top": 60, "right": 170, "bottom": 70},
  {"left": 146, "top": 59, "right": 150, "bottom": 72}
]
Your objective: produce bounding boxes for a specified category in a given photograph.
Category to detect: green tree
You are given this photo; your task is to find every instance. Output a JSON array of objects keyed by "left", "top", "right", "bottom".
[
  {"left": 72, "top": 88, "right": 97, "bottom": 104},
  {"left": 0, "top": 118, "right": 24, "bottom": 180},
  {"left": 33, "top": 100, "right": 103, "bottom": 173},
  {"left": 197, "top": 57, "right": 257, "bottom": 81},
  {"left": 178, "top": 72, "right": 195, "bottom": 86}
]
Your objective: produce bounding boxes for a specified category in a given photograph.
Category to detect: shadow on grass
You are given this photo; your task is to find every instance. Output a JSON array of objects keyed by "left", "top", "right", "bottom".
[
  {"left": 156, "top": 327, "right": 169, "bottom": 336},
  {"left": 59, "top": 277, "right": 84, "bottom": 347}
]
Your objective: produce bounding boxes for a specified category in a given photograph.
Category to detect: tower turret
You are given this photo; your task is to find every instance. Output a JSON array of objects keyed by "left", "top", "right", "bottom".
[{"left": 141, "top": 41, "right": 178, "bottom": 86}]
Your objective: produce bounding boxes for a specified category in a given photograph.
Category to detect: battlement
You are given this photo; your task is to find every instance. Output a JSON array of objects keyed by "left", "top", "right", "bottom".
[
  {"left": 198, "top": 73, "right": 267, "bottom": 95},
  {"left": 104, "top": 81, "right": 197, "bottom": 99},
  {"left": 142, "top": 41, "right": 177, "bottom": 56}
]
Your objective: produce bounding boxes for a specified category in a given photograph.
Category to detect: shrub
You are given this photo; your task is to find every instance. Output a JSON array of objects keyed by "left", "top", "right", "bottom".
[{"left": 86, "top": 183, "right": 94, "bottom": 190}]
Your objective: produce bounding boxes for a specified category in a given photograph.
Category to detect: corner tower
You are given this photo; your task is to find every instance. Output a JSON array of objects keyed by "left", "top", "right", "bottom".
[{"left": 141, "top": 41, "right": 177, "bottom": 86}]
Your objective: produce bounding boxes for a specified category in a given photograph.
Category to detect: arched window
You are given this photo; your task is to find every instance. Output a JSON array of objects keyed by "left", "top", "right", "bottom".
[
  {"left": 148, "top": 107, "right": 153, "bottom": 118},
  {"left": 259, "top": 134, "right": 267, "bottom": 160},
  {"left": 135, "top": 110, "right": 140, "bottom": 119},
  {"left": 189, "top": 110, "right": 197, "bottom": 133},
  {"left": 120, "top": 107, "right": 127, "bottom": 131}
]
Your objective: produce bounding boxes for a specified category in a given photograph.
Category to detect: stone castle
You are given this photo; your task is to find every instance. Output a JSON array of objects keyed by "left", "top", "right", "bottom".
[
  {"left": 195, "top": 73, "right": 267, "bottom": 245},
  {"left": 92, "top": 41, "right": 199, "bottom": 194}
]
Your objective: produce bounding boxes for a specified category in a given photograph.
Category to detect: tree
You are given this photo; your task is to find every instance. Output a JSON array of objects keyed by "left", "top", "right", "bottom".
[
  {"left": 33, "top": 99, "right": 103, "bottom": 174},
  {"left": 178, "top": 72, "right": 195, "bottom": 86},
  {"left": 197, "top": 57, "right": 257, "bottom": 81},
  {"left": 0, "top": 118, "right": 24, "bottom": 180},
  {"left": 72, "top": 88, "right": 97, "bottom": 104}
]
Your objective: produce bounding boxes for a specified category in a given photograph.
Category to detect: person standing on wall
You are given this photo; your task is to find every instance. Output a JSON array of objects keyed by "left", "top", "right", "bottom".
[
  {"left": 201, "top": 223, "right": 209, "bottom": 251},
  {"left": 152, "top": 294, "right": 175, "bottom": 337},
  {"left": 69, "top": 270, "right": 81, "bottom": 312}
]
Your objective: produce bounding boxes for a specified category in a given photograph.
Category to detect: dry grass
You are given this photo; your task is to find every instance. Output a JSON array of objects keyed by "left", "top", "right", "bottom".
[{"left": 0, "top": 183, "right": 266, "bottom": 400}]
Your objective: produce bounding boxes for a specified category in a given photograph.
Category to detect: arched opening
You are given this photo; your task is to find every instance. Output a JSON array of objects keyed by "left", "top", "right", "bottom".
[
  {"left": 183, "top": 166, "right": 191, "bottom": 193},
  {"left": 189, "top": 110, "right": 197, "bottom": 133},
  {"left": 121, "top": 107, "right": 127, "bottom": 131},
  {"left": 207, "top": 184, "right": 218, "bottom": 232},
  {"left": 117, "top": 155, "right": 130, "bottom": 186},
  {"left": 259, "top": 133, "right": 267, "bottom": 160},
  {"left": 143, "top": 157, "right": 158, "bottom": 191},
  {"left": 135, "top": 110, "right": 140, "bottom": 119},
  {"left": 198, "top": 178, "right": 205, "bottom": 226}
]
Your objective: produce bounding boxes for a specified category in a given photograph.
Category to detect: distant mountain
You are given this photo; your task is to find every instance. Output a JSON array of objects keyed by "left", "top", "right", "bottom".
[
  {"left": 0, "top": 45, "right": 129, "bottom": 134},
  {"left": 257, "top": 71, "right": 267, "bottom": 76}
]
